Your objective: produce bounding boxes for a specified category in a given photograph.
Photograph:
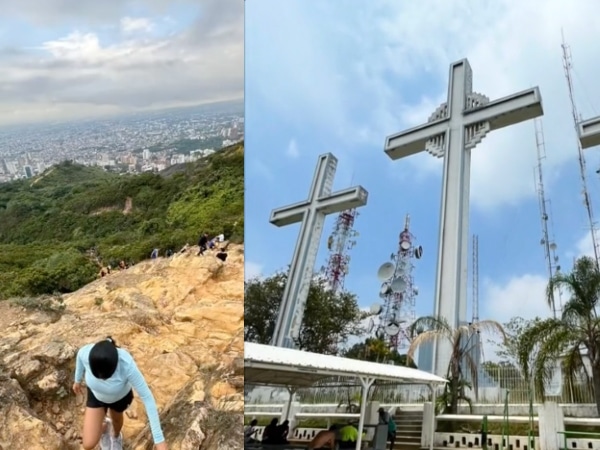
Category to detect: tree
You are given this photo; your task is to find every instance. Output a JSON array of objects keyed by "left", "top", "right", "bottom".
[
  {"left": 490, "top": 316, "right": 543, "bottom": 374},
  {"left": 343, "top": 337, "right": 417, "bottom": 367},
  {"left": 244, "top": 271, "right": 365, "bottom": 354},
  {"left": 517, "top": 256, "right": 600, "bottom": 414},
  {"left": 408, "top": 316, "right": 505, "bottom": 414}
]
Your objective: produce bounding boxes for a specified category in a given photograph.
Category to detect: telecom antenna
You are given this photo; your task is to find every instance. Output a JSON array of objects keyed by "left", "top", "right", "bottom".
[
  {"left": 373, "top": 214, "right": 422, "bottom": 351},
  {"left": 561, "top": 32, "right": 600, "bottom": 267},
  {"left": 533, "top": 118, "right": 563, "bottom": 318},
  {"left": 323, "top": 208, "right": 360, "bottom": 293},
  {"left": 472, "top": 235, "right": 479, "bottom": 324}
]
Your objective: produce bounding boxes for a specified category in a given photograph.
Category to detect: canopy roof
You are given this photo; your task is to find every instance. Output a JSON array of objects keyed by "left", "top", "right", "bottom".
[{"left": 245, "top": 342, "right": 447, "bottom": 388}]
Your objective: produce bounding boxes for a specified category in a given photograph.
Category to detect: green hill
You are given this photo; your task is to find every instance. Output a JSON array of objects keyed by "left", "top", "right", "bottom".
[{"left": 0, "top": 141, "right": 244, "bottom": 299}]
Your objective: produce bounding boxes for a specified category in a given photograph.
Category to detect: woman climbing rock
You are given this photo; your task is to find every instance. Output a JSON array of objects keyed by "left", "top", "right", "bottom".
[{"left": 73, "top": 337, "right": 168, "bottom": 450}]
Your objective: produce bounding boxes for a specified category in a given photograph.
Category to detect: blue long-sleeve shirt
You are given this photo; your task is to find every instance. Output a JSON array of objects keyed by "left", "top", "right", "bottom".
[{"left": 74, "top": 343, "right": 165, "bottom": 444}]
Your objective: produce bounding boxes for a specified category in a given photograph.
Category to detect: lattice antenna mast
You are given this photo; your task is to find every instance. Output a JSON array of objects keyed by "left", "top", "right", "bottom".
[
  {"left": 561, "top": 33, "right": 600, "bottom": 268},
  {"left": 472, "top": 234, "right": 479, "bottom": 323},
  {"left": 533, "top": 118, "right": 562, "bottom": 318},
  {"left": 323, "top": 208, "right": 359, "bottom": 293}
]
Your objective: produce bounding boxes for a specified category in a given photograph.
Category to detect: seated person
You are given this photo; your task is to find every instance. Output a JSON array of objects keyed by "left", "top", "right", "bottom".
[
  {"left": 308, "top": 425, "right": 338, "bottom": 450},
  {"left": 245, "top": 419, "right": 259, "bottom": 444},
  {"left": 338, "top": 422, "right": 359, "bottom": 448},
  {"left": 262, "top": 418, "right": 279, "bottom": 444},
  {"left": 273, "top": 419, "right": 290, "bottom": 444}
]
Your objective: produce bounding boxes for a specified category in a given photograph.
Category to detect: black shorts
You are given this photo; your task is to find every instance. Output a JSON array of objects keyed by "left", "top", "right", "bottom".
[{"left": 86, "top": 387, "right": 134, "bottom": 413}]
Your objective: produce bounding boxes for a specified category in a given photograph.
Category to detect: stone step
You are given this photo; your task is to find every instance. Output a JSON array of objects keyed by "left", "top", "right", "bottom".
[
  {"left": 395, "top": 432, "right": 422, "bottom": 439},
  {"left": 394, "top": 421, "right": 423, "bottom": 430}
]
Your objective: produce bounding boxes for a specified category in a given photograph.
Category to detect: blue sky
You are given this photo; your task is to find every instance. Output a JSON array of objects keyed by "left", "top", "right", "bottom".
[
  {"left": 0, "top": 0, "right": 243, "bottom": 126},
  {"left": 244, "top": 0, "right": 600, "bottom": 356}
]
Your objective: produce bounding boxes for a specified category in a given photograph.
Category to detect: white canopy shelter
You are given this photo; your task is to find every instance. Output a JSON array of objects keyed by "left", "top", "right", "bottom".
[{"left": 245, "top": 342, "right": 447, "bottom": 450}]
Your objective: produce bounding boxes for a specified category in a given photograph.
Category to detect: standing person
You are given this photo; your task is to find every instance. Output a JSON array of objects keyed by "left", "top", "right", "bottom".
[
  {"left": 73, "top": 337, "right": 167, "bottom": 450},
  {"left": 378, "top": 407, "right": 396, "bottom": 450},
  {"left": 197, "top": 233, "right": 209, "bottom": 256},
  {"left": 151, "top": 248, "right": 159, "bottom": 259}
]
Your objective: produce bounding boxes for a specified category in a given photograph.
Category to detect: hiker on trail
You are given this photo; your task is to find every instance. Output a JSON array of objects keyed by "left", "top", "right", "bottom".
[
  {"left": 378, "top": 407, "right": 396, "bottom": 450},
  {"left": 165, "top": 249, "right": 173, "bottom": 258},
  {"left": 73, "top": 337, "right": 167, "bottom": 450},
  {"left": 151, "top": 248, "right": 159, "bottom": 259},
  {"left": 197, "top": 233, "right": 209, "bottom": 256}
]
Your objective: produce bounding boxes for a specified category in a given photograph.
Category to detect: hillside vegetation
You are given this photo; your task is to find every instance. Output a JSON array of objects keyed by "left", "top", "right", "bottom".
[{"left": 0, "top": 141, "right": 243, "bottom": 299}]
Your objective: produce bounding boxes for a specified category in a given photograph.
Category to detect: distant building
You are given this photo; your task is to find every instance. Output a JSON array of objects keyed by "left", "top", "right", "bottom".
[{"left": 24, "top": 165, "right": 33, "bottom": 178}]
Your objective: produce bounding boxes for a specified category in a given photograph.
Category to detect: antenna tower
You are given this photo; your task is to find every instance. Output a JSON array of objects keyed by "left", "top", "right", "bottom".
[
  {"left": 472, "top": 235, "right": 479, "bottom": 324},
  {"left": 533, "top": 118, "right": 562, "bottom": 318},
  {"left": 561, "top": 33, "right": 600, "bottom": 267},
  {"left": 323, "top": 209, "right": 359, "bottom": 293},
  {"left": 372, "top": 214, "right": 422, "bottom": 351}
]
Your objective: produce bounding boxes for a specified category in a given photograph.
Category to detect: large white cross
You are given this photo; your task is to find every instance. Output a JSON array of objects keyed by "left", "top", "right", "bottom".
[
  {"left": 270, "top": 153, "right": 368, "bottom": 348},
  {"left": 384, "top": 59, "right": 543, "bottom": 375},
  {"left": 579, "top": 116, "right": 600, "bottom": 149}
]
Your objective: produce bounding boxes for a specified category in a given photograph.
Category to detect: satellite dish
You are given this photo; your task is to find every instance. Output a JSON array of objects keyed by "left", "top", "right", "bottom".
[
  {"left": 370, "top": 303, "right": 382, "bottom": 315},
  {"left": 415, "top": 245, "right": 423, "bottom": 259},
  {"left": 400, "top": 240, "right": 411, "bottom": 251},
  {"left": 377, "top": 262, "right": 395, "bottom": 281},
  {"left": 413, "top": 286, "right": 419, "bottom": 295},
  {"left": 550, "top": 243, "right": 557, "bottom": 251},
  {"left": 379, "top": 283, "right": 391, "bottom": 297},
  {"left": 390, "top": 277, "right": 407, "bottom": 293},
  {"left": 384, "top": 322, "right": 400, "bottom": 336},
  {"left": 366, "top": 318, "right": 375, "bottom": 334},
  {"left": 375, "top": 326, "right": 385, "bottom": 339}
]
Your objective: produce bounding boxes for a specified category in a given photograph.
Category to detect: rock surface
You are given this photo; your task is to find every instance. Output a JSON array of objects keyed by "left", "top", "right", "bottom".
[{"left": 0, "top": 244, "right": 244, "bottom": 450}]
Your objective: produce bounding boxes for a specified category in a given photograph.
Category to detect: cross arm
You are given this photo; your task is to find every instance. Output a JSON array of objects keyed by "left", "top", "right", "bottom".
[
  {"left": 385, "top": 119, "right": 449, "bottom": 160},
  {"left": 317, "top": 186, "right": 368, "bottom": 215},
  {"left": 463, "top": 87, "right": 543, "bottom": 130},
  {"left": 579, "top": 116, "right": 600, "bottom": 149},
  {"left": 270, "top": 200, "right": 310, "bottom": 227}
]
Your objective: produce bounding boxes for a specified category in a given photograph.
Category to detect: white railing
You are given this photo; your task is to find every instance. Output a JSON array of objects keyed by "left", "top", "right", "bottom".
[{"left": 246, "top": 367, "right": 595, "bottom": 405}]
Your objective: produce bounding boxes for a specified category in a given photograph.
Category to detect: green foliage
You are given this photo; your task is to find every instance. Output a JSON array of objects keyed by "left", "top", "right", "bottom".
[
  {"left": 343, "top": 337, "right": 417, "bottom": 367},
  {"left": 516, "top": 256, "right": 600, "bottom": 414},
  {"left": 244, "top": 271, "right": 365, "bottom": 354},
  {"left": 10, "top": 293, "right": 66, "bottom": 315},
  {"left": 408, "top": 316, "right": 505, "bottom": 415},
  {"left": 0, "top": 142, "right": 244, "bottom": 299},
  {"left": 490, "top": 316, "right": 541, "bottom": 367}
]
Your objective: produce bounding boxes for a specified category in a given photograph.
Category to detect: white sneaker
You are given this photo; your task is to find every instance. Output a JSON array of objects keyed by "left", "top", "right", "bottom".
[
  {"left": 111, "top": 432, "right": 124, "bottom": 450},
  {"left": 100, "top": 418, "right": 112, "bottom": 450}
]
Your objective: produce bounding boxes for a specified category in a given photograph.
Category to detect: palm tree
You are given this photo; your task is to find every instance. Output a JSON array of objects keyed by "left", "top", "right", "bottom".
[
  {"left": 517, "top": 256, "right": 600, "bottom": 414},
  {"left": 408, "top": 316, "right": 506, "bottom": 414}
]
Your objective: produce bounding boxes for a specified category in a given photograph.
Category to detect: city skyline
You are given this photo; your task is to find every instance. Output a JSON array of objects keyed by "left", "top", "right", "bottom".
[{"left": 0, "top": 0, "right": 243, "bottom": 126}]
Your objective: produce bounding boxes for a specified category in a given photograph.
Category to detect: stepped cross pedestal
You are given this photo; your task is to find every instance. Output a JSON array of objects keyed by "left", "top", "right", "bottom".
[
  {"left": 384, "top": 59, "right": 543, "bottom": 376},
  {"left": 579, "top": 116, "right": 600, "bottom": 149},
  {"left": 270, "top": 153, "right": 368, "bottom": 348}
]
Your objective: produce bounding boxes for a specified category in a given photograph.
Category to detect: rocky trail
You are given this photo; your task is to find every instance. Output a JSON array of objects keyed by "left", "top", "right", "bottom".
[{"left": 0, "top": 244, "right": 244, "bottom": 450}]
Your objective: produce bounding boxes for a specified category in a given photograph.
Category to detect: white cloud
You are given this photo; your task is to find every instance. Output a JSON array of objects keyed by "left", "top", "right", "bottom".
[
  {"left": 120, "top": 17, "right": 154, "bottom": 34},
  {"left": 483, "top": 274, "right": 552, "bottom": 324},
  {"left": 0, "top": 0, "right": 243, "bottom": 125},
  {"left": 254, "top": 0, "right": 600, "bottom": 210},
  {"left": 574, "top": 229, "right": 599, "bottom": 258},
  {"left": 245, "top": 261, "right": 264, "bottom": 281},
  {"left": 287, "top": 138, "right": 299, "bottom": 158},
  {"left": 480, "top": 273, "right": 553, "bottom": 361}
]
